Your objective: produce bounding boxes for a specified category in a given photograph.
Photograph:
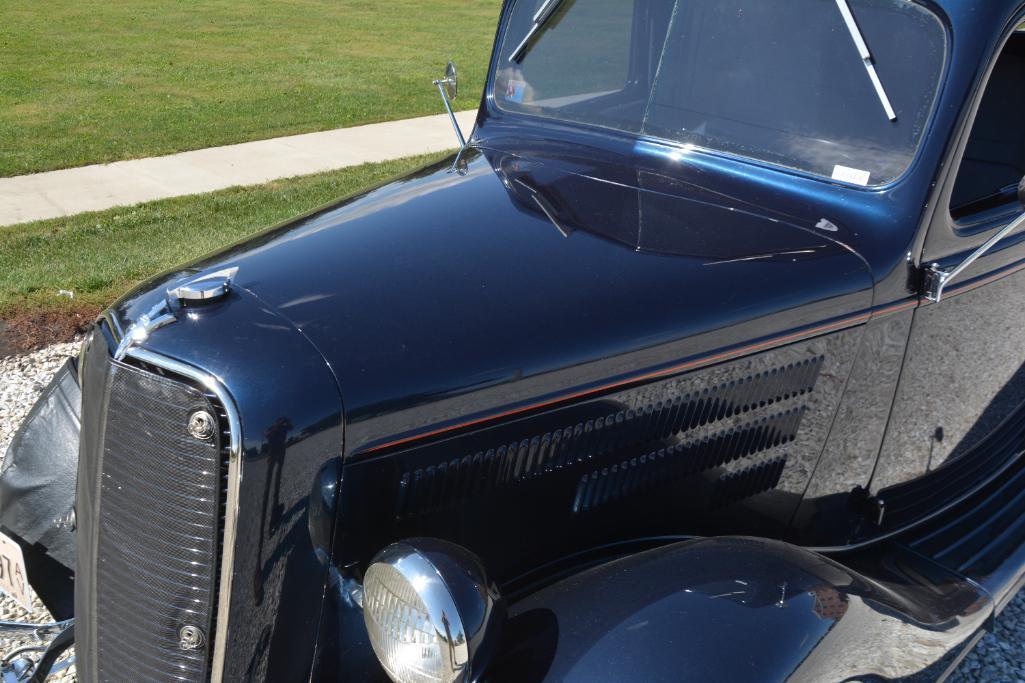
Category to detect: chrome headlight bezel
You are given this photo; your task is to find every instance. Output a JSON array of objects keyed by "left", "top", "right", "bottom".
[{"left": 362, "top": 538, "right": 503, "bottom": 683}]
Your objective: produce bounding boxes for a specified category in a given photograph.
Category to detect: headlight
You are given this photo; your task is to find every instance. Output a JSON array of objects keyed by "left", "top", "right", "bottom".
[{"left": 363, "top": 538, "right": 503, "bottom": 683}]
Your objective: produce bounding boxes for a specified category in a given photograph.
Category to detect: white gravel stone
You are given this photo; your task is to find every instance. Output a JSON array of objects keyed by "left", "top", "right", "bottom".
[{"left": 0, "top": 340, "right": 1023, "bottom": 681}]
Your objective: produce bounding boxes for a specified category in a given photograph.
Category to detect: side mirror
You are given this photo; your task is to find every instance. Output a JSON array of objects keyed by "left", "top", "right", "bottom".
[
  {"left": 433, "top": 61, "right": 466, "bottom": 150},
  {"left": 440, "top": 61, "right": 458, "bottom": 101}
]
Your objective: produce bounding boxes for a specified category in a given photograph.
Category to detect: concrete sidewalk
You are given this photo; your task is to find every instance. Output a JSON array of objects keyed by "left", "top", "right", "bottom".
[{"left": 0, "top": 110, "right": 477, "bottom": 227}]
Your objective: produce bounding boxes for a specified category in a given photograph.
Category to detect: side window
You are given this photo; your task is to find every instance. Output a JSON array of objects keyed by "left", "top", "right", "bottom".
[
  {"left": 495, "top": 0, "right": 638, "bottom": 123},
  {"left": 951, "top": 28, "right": 1025, "bottom": 221}
]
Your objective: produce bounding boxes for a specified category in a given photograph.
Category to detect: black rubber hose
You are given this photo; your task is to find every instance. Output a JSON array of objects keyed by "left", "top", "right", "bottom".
[{"left": 29, "top": 622, "right": 73, "bottom": 683}]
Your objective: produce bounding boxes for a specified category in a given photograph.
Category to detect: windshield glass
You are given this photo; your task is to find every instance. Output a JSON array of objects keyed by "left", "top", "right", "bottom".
[{"left": 493, "top": 0, "right": 947, "bottom": 186}]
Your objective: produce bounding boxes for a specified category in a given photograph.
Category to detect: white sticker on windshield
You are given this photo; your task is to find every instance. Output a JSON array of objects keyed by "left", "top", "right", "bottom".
[{"left": 832, "top": 165, "right": 871, "bottom": 186}]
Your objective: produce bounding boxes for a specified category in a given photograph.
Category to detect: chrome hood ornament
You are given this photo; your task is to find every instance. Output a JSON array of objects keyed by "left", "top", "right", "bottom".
[
  {"left": 113, "top": 299, "right": 177, "bottom": 361},
  {"left": 114, "top": 267, "right": 238, "bottom": 361}
]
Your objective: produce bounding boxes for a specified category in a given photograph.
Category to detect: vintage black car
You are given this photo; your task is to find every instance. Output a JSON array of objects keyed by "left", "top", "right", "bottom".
[{"left": 3, "top": 0, "right": 1025, "bottom": 681}]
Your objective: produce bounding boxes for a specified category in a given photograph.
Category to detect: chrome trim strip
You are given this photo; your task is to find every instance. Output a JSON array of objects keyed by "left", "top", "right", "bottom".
[
  {"left": 125, "top": 347, "right": 241, "bottom": 683},
  {"left": 102, "top": 310, "right": 124, "bottom": 342}
]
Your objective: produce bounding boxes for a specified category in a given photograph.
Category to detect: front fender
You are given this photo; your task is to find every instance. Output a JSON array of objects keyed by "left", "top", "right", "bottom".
[{"left": 487, "top": 538, "right": 990, "bottom": 683}]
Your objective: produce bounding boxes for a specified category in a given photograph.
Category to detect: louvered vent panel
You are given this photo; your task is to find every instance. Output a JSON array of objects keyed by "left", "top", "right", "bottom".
[
  {"left": 714, "top": 457, "right": 788, "bottom": 508},
  {"left": 572, "top": 407, "right": 804, "bottom": 513},
  {"left": 396, "top": 357, "right": 822, "bottom": 519}
]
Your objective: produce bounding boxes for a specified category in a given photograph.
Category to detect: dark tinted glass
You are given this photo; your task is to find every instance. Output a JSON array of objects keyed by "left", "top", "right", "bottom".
[
  {"left": 495, "top": 0, "right": 947, "bottom": 186},
  {"left": 951, "top": 30, "right": 1025, "bottom": 219}
]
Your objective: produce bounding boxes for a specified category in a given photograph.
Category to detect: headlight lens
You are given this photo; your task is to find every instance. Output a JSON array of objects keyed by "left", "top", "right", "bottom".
[
  {"left": 364, "top": 560, "right": 457, "bottom": 683},
  {"left": 362, "top": 539, "right": 502, "bottom": 683}
]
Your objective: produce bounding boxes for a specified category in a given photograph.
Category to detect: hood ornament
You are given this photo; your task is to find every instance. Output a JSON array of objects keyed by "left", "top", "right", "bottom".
[
  {"left": 113, "top": 299, "right": 176, "bottom": 361},
  {"left": 114, "top": 267, "right": 238, "bottom": 361}
]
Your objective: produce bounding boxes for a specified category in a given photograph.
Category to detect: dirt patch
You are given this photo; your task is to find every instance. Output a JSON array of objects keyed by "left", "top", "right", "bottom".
[{"left": 0, "top": 307, "right": 101, "bottom": 358}]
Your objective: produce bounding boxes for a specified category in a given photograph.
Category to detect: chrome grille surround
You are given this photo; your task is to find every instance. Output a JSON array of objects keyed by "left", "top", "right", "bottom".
[
  {"left": 76, "top": 326, "right": 240, "bottom": 683},
  {"left": 99, "top": 360, "right": 219, "bottom": 680},
  {"left": 125, "top": 347, "right": 242, "bottom": 683}
]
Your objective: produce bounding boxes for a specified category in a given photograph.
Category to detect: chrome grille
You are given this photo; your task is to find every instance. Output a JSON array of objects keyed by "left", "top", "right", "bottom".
[{"left": 77, "top": 349, "right": 224, "bottom": 682}]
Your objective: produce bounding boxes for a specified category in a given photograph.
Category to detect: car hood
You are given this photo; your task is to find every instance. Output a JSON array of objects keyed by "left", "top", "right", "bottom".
[{"left": 114, "top": 147, "right": 873, "bottom": 456}]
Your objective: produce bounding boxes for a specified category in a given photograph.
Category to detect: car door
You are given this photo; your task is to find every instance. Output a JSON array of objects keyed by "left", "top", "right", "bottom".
[{"left": 869, "top": 20, "right": 1025, "bottom": 529}]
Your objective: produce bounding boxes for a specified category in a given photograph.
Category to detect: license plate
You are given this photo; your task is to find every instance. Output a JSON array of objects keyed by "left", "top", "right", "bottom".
[{"left": 0, "top": 532, "right": 32, "bottom": 612}]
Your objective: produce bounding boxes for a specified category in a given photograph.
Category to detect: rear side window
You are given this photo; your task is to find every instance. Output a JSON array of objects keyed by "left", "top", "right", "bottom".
[
  {"left": 494, "top": 0, "right": 947, "bottom": 186},
  {"left": 951, "top": 28, "right": 1025, "bottom": 221}
]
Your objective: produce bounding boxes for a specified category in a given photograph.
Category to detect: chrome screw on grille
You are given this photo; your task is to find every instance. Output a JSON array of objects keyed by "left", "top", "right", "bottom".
[
  {"left": 178, "top": 625, "right": 205, "bottom": 651},
  {"left": 187, "top": 410, "right": 217, "bottom": 441}
]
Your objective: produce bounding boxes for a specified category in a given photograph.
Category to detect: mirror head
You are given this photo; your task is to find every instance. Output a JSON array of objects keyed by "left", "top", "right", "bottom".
[{"left": 442, "top": 61, "right": 458, "bottom": 100}]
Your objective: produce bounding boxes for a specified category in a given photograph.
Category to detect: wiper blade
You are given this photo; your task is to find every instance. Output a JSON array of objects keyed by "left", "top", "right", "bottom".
[
  {"left": 834, "top": 0, "right": 897, "bottom": 122},
  {"left": 509, "top": 0, "right": 565, "bottom": 63}
]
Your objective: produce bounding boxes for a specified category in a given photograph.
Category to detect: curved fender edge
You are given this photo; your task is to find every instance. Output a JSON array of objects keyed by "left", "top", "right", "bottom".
[{"left": 487, "top": 537, "right": 992, "bottom": 683}]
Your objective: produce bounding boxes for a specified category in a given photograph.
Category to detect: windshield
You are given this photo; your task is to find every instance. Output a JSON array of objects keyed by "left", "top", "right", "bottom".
[{"left": 493, "top": 0, "right": 947, "bottom": 186}]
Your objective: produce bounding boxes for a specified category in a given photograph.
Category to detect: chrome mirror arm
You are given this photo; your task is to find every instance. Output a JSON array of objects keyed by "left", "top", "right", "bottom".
[
  {"left": 433, "top": 80, "right": 466, "bottom": 149},
  {"left": 926, "top": 211, "right": 1025, "bottom": 302},
  {"left": 433, "top": 61, "right": 466, "bottom": 151}
]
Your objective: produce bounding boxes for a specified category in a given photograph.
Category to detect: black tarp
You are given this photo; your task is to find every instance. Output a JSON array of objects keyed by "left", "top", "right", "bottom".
[{"left": 0, "top": 358, "right": 79, "bottom": 618}]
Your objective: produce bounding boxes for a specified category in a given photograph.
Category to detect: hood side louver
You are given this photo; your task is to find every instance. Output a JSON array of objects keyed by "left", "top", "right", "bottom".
[
  {"left": 572, "top": 407, "right": 805, "bottom": 514},
  {"left": 714, "top": 456, "right": 789, "bottom": 509},
  {"left": 395, "top": 357, "right": 823, "bottom": 520}
]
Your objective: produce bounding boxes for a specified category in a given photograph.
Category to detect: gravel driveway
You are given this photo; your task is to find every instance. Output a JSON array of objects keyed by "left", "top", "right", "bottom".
[{"left": 1, "top": 342, "right": 1024, "bottom": 681}]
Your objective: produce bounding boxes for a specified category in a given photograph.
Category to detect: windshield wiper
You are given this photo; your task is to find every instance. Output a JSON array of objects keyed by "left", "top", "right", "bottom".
[
  {"left": 833, "top": 0, "right": 897, "bottom": 122},
  {"left": 509, "top": 0, "right": 565, "bottom": 63}
]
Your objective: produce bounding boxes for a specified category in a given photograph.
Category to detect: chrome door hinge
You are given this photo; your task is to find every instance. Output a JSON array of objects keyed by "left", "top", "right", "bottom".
[
  {"left": 923, "top": 211, "right": 1025, "bottom": 303},
  {"left": 923, "top": 263, "right": 950, "bottom": 303}
]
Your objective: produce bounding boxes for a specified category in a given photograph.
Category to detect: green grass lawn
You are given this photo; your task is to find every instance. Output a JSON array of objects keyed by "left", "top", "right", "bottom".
[
  {"left": 0, "top": 0, "right": 499, "bottom": 177},
  {"left": 0, "top": 153, "right": 446, "bottom": 318}
]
